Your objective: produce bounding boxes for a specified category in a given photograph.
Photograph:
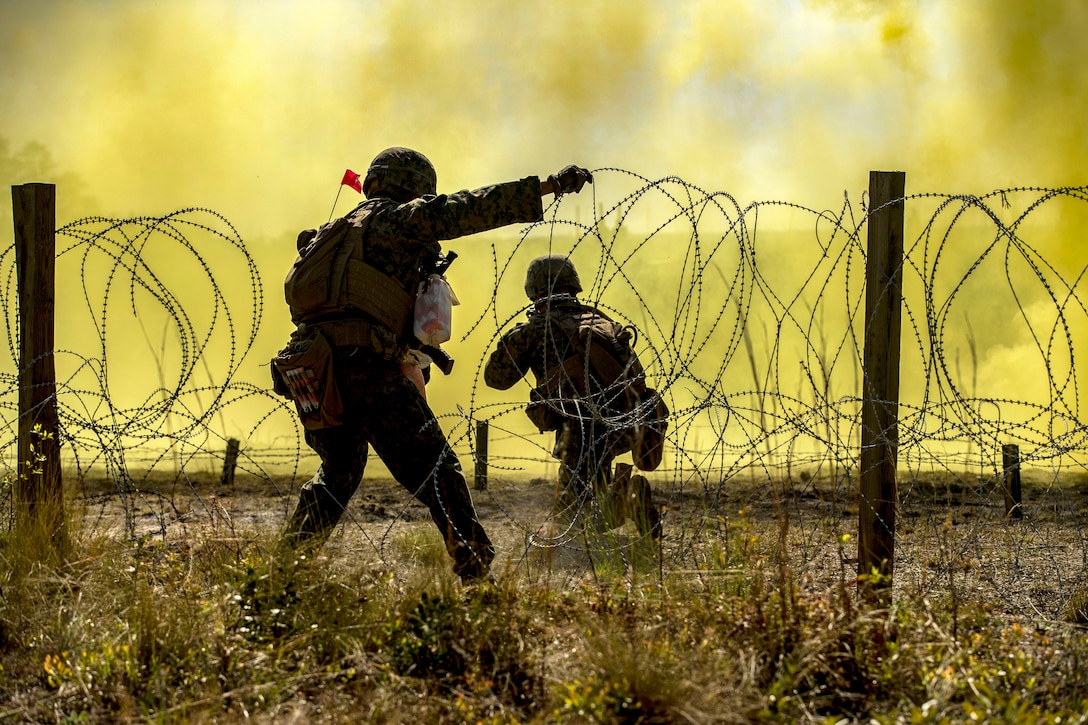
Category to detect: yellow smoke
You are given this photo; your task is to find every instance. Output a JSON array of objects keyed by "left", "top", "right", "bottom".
[
  {"left": 2, "top": 0, "right": 1087, "bottom": 466},
  {"left": 4, "top": 1, "right": 1085, "bottom": 228}
]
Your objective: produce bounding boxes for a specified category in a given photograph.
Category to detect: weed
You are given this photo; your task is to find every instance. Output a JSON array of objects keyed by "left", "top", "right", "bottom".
[{"left": 4, "top": 492, "right": 1088, "bottom": 722}]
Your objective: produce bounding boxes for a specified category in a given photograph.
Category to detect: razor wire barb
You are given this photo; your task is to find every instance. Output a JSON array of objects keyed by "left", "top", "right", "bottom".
[
  {"left": 3, "top": 175, "right": 1088, "bottom": 616},
  {"left": 0, "top": 207, "right": 307, "bottom": 533}
]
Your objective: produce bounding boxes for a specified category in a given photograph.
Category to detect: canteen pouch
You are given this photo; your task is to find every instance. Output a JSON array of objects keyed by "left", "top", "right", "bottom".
[{"left": 414, "top": 274, "right": 457, "bottom": 346}]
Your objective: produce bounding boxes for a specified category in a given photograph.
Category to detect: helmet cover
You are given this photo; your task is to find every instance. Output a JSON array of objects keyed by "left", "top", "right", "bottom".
[
  {"left": 363, "top": 147, "right": 437, "bottom": 199},
  {"left": 524, "top": 254, "right": 582, "bottom": 300}
]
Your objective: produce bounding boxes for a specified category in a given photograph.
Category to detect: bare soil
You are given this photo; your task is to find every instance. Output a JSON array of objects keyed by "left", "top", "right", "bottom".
[{"left": 71, "top": 469, "right": 1088, "bottom": 619}]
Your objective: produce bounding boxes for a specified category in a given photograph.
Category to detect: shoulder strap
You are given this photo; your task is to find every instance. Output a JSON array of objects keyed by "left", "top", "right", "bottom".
[
  {"left": 535, "top": 313, "right": 587, "bottom": 396},
  {"left": 328, "top": 204, "right": 376, "bottom": 306}
]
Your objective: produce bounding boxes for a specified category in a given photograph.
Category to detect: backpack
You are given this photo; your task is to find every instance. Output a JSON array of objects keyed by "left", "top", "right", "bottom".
[
  {"left": 284, "top": 203, "right": 414, "bottom": 335},
  {"left": 527, "top": 308, "right": 669, "bottom": 471}
]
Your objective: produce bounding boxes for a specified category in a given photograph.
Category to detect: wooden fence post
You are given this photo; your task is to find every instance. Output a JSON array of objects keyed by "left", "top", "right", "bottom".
[
  {"left": 474, "top": 420, "right": 488, "bottom": 491},
  {"left": 219, "top": 438, "right": 240, "bottom": 494},
  {"left": 1001, "top": 443, "right": 1023, "bottom": 519},
  {"left": 858, "top": 170, "right": 905, "bottom": 600},
  {"left": 12, "top": 183, "right": 64, "bottom": 546}
]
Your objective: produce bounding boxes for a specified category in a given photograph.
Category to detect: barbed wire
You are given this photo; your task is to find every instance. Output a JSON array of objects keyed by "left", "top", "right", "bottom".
[
  {"left": 2, "top": 175, "right": 1088, "bottom": 617},
  {"left": 0, "top": 208, "right": 306, "bottom": 532}
]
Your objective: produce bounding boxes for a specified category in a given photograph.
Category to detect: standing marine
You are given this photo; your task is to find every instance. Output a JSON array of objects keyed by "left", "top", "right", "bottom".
[{"left": 272, "top": 147, "right": 592, "bottom": 583}]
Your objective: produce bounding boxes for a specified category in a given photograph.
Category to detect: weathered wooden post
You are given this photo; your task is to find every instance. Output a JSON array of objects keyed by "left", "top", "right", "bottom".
[
  {"left": 12, "top": 183, "right": 64, "bottom": 547},
  {"left": 219, "top": 438, "right": 240, "bottom": 494},
  {"left": 858, "top": 170, "right": 905, "bottom": 601},
  {"left": 1001, "top": 443, "right": 1023, "bottom": 519},
  {"left": 474, "top": 420, "right": 488, "bottom": 491}
]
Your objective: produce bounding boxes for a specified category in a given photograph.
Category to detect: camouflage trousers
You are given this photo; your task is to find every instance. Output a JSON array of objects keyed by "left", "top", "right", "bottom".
[
  {"left": 283, "top": 346, "right": 494, "bottom": 581},
  {"left": 553, "top": 420, "right": 661, "bottom": 542}
]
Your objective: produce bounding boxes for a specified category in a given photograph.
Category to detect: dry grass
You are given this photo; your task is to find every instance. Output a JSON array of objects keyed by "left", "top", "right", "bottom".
[{"left": 3, "top": 469, "right": 1088, "bottom": 723}]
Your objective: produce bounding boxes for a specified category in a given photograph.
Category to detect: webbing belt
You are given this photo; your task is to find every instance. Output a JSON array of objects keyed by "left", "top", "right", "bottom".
[{"left": 306, "top": 318, "right": 377, "bottom": 347}]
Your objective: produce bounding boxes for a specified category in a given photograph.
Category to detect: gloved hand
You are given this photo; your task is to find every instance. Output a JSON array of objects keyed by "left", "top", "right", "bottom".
[{"left": 547, "top": 165, "right": 593, "bottom": 195}]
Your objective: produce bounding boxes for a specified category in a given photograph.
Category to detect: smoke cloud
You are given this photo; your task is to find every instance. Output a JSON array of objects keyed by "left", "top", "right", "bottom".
[
  {"left": 3, "top": 1, "right": 1084, "bottom": 229},
  {"left": 1, "top": 0, "right": 1086, "bottom": 452}
]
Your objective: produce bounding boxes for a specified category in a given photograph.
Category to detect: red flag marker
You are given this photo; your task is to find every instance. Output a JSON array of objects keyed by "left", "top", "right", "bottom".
[{"left": 341, "top": 169, "right": 363, "bottom": 193}]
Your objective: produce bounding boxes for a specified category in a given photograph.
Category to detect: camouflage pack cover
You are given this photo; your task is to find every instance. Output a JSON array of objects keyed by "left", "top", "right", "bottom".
[{"left": 284, "top": 202, "right": 414, "bottom": 334}]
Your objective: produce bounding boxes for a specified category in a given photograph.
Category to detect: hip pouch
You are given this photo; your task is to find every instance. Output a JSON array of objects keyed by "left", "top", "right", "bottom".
[
  {"left": 270, "top": 331, "right": 344, "bottom": 430},
  {"left": 525, "top": 387, "right": 564, "bottom": 432}
]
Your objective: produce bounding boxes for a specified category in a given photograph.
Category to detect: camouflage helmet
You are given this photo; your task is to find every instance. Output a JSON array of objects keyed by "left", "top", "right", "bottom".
[
  {"left": 524, "top": 254, "right": 582, "bottom": 300},
  {"left": 363, "top": 147, "right": 437, "bottom": 200}
]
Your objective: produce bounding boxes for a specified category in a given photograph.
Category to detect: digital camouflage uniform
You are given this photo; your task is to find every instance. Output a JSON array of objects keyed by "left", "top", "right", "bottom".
[
  {"left": 284, "top": 173, "right": 544, "bottom": 581},
  {"left": 484, "top": 294, "right": 661, "bottom": 540}
]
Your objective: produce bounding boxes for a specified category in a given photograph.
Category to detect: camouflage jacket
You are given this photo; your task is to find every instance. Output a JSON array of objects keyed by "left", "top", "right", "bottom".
[{"left": 294, "top": 176, "right": 544, "bottom": 344}]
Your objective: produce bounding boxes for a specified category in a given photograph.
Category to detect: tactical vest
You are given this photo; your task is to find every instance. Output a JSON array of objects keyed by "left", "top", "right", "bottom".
[{"left": 284, "top": 202, "right": 415, "bottom": 337}]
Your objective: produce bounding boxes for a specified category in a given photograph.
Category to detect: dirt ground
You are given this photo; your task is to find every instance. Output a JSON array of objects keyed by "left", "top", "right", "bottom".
[{"left": 72, "top": 467, "right": 1088, "bottom": 618}]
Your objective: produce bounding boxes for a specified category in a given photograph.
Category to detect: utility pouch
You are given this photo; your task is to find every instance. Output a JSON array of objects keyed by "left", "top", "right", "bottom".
[
  {"left": 632, "top": 388, "right": 669, "bottom": 471},
  {"left": 271, "top": 331, "right": 344, "bottom": 430},
  {"left": 525, "top": 387, "right": 565, "bottom": 432}
]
